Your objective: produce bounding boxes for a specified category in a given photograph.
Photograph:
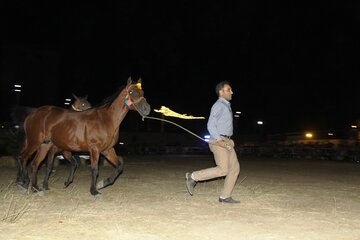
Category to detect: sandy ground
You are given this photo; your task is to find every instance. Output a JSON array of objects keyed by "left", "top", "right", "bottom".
[{"left": 0, "top": 154, "right": 360, "bottom": 240}]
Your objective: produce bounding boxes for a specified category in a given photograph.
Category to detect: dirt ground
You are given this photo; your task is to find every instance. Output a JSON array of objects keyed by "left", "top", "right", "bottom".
[{"left": 0, "top": 154, "right": 360, "bottom": 240}]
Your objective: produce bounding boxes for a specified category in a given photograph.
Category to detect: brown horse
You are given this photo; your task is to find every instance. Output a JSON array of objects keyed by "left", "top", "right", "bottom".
[
  {"left": 12, "top": 95, "right": 91, "bottom": 190},
  {"left": 42, "top": 94, "right": 92, "bottom": 190},
  {"left": 17, "top": 78, "right": 150, "bottom": 196},
  {"left": 70, "top": 94, "right": 91, "bottom": 112}
]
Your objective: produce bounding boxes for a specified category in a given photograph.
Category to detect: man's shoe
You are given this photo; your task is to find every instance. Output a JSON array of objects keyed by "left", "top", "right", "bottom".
[
  {"left": 185, "top": 172, "right": 196, "bottom": 196},
  {"left": 219, "top": 197, "right": 240, "bottom": 204}
]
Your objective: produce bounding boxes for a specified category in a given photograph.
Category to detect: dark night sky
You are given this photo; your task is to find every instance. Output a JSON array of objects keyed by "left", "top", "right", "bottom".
[{"left": 1, "top": 1, "right": 360, "bottom": 135}]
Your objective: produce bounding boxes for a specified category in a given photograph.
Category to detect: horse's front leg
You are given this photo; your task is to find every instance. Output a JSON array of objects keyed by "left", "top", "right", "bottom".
[
  {"left": 97, "top": 148, "right": 124, "bottom": 190},
  {"left": 43, "top": 146, "right": 58, "bottom": 190},
  {"left": 89, "top": 150, "right": 100, "bottom": 196}
]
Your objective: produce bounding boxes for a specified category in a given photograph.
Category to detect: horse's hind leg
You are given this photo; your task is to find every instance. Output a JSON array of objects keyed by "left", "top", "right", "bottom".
[
  {"left": 89, "top": 149, "right": 101, "bottom": 196},
  {"left": 42, "top": 146, "right": 58, "bottom": 190},
  {"left": 63, "top": 151, "right": 79, "bottom": 188},
  {"left": 17, "top": 141, "right": 39, "bottom": 190},
  {"left": 31, "top": 143, "right": 52, "bottom": 192},
  {"left": 97, "top": 148, "right": 124, "bottom": 190}
]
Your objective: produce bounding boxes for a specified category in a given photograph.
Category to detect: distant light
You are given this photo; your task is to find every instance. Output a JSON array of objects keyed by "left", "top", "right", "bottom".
[
  {"left": 257, "top": 121, "right": 263, "bottom": 125},
  {"left": 305, "top": 132, "right": 313, "bottom": 138},
  {"left": 14, "top": 84, "right": 22, "bottom": 92},
  {"left": 351, "top": 125, "right": 357, "bottom": 129},
  {"left": 235, "top": 111, "right": 241, "bottom": 114},
  {"left": 119, "top": 142, "right": 124, "bottom": 145},
  {"left": 14, "top": 125, "right": 20, "bottom": 129},
  {"left": 234, "top": 114, "right": 240, "bottom": 118},
  {"left": 204, "top": 135, "right": 210, "bottom": 142},
  {"left": 1, "top": 125, "right": 4, "bottom": 129},
  {"left": 64, "top": 102, "right": 70, "bottom": 105},
  {"left": 65, "top": 98, "right": 72, "bottom": 102},
  {"left": 328, "top": 132, "right": 334, "bottom": 136}
]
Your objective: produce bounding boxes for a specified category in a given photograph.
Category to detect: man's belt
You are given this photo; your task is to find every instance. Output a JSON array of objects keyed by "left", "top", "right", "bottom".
[{"left": 220, "top": 134, "right": 232, "bottom": 139}]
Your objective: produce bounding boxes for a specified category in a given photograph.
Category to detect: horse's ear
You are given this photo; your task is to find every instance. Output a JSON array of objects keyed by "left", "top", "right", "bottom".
[
  {"left": 127, "top": 77, "right": 132, "bottom": 85},
  {"left": 137, "top": 78, "right": 142, "bottom": 84},
  {"left": 84, "top": 95, "right": 88, "bottom": 100},
  {"left": 72, "top": 93, "right": 79, "bottom": 100}
]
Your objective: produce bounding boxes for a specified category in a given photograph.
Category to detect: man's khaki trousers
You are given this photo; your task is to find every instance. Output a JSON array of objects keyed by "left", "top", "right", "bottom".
[{"left": 192, "top": 139, "right": 240, "bottom": 198}]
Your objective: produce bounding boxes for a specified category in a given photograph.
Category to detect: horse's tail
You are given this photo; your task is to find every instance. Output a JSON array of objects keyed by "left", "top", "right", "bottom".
[
  {"left": 10, "top": 105, "right": 35, "bottom": 141},
  {"left": 10, "top": 105, "right": 36, "bottom": 126},
  {"left": 9, "top": 106, "right": 35, "bottom": 170},
  {"left": 15, "top": 135, "right": 28, "bottom": 185}
]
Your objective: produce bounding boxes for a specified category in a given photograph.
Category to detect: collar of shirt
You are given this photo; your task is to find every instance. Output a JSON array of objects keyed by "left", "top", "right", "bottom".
[
  {"left": 218, "top": 97, "right": 231, "bottom": 112},
  {"left": 218, "top": 97, "right": 230, "bottom": 105}
]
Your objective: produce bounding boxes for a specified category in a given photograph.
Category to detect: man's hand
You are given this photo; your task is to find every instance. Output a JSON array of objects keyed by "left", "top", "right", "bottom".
[{"left": 217, "top": 140, "right": 232, "bottom": 151}]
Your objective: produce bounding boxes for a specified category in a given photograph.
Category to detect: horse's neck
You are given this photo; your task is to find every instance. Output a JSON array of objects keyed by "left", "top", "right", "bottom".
[{"left": 107, "top": 90, "right": 130, "bottom": 126}]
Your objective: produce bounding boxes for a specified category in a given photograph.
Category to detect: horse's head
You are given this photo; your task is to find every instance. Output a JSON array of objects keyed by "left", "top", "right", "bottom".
[
  {"left": 71, "top": 94, "right": 92, "bottom": 111},
  {"left": 124, "top": 77, "right": 151, "bottom": 116}
]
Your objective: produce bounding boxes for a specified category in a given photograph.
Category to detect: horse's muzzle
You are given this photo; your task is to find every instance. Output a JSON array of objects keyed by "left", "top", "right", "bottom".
[{"left": 136, "top": 100, "right": 151, "bottom": 116}]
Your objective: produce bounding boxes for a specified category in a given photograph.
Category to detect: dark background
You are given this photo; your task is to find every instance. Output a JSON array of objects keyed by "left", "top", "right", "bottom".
[{"left": 1, "top": 1, "right": 360, "bottom": 137}]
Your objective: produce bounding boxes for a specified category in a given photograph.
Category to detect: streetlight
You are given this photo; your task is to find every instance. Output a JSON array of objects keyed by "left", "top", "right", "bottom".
[
  {"left": 64, "top": 98, "right": 71, "bottom": 106},
  {"left": 14, "top": 84, "right": 22, "bottom": 104},
  {"left": 233, "top": 111, "right": 241, "bottom": 137},
  {"left": 305, "top": 132, "right": 313, "bottom": 138},
  {"left": 14, "top": 84, "right": 22, "bottom": 92},
  {"left": 255, "top": 120, "right": 265, "bottom": 141}
]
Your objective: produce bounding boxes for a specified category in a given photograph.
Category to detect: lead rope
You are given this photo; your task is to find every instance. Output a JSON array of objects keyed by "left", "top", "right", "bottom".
[
  {"left": 140, "top": 115, "right": 232, "bottom": 151},
  {"left": 125, "top": 85, "right": 207, "bottom": 143},
  {"left": 141, "top": 115, "right": 207, "bottom": 142},
  {"left": 127, "top": 86, "right": 230, "bottom": 150}
]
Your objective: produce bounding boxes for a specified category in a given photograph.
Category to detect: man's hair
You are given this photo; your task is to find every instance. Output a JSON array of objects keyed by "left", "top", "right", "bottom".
[{"left": 215, "top": 81, "right": 230, "bottom": 96}]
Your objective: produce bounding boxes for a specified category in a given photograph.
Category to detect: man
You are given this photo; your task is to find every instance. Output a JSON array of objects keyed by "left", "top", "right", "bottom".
[{"left": 186, "top": 81, "right": 240, "bottom": 203}]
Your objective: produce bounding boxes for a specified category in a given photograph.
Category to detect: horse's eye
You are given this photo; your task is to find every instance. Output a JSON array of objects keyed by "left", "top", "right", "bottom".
[{"left": 129, "top": 91, "right": 133, "bottom": 95}]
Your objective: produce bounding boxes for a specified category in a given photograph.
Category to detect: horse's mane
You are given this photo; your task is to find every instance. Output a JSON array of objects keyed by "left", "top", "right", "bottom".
[{"left": 93, "top": 84, "right": 127, "bottom": 108}]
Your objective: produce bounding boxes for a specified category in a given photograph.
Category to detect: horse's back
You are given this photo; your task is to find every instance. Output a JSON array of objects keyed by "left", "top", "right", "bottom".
[
  {"left": 23, "top": 106, "right": 68, "bottom": 137},
  {"left": 23, "top": 103, "right": 115, "bottom": 151}
]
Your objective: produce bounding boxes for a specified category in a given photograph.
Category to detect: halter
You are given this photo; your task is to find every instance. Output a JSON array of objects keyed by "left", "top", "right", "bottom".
[
  {"left": 71, "top": 104, "right": 82, "bottom": 111},
  {"left": 124, "top": 83, "right": 146, "bottom": 107}
]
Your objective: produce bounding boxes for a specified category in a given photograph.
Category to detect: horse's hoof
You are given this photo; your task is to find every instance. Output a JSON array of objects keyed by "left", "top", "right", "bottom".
[
  {"left": 91, "top": 190, "right": 101, "bottom": 196},
  {"left": 96, "top": 180, "right": 104, "bottom": 189},
  {"left": 17, "top": 184, "right": 28, "bottom": 193},
  {"left": 36, "top": 190, "right": 45, "bottom": 196},
  {"left": 64, "top": 181, "right": 72, "bottom": 188},
  {"left": 31, "top": 186, "right": 43, "bottom": 193},
  {"left": 43, "top": 183, "right": 50, "bottom": 191},
  {"left": 94, "top": 193, "right": 102, "bottom": 199}
]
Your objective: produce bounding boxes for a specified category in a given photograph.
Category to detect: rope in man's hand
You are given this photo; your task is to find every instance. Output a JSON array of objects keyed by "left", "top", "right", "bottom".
[{"left": 142, "top": 115, "right": 235, "bottom": 152}]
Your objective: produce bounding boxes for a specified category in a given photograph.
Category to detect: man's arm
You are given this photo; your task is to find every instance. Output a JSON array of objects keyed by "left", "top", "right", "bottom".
[{"left": 207, "top": 103, "right": 222, "bottom": 141}]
